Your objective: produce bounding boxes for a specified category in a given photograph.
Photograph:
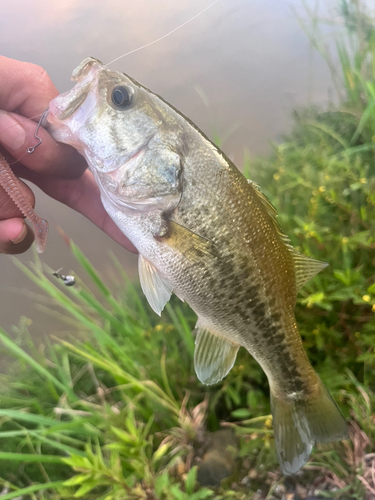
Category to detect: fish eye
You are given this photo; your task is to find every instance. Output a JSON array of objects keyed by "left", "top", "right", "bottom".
[{"left": 111, "top": 85, "right": 134, "bottom": 108}]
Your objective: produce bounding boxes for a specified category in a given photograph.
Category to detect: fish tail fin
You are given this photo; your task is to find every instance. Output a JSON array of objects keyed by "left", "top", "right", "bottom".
[{"left": 270, "top": 376, "right": 348, "bottom": 475}]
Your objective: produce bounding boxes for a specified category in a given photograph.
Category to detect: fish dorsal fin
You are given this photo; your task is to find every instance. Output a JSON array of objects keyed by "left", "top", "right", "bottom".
[
  {"left": 246, "top": 179, "right": 327, "bottom": 290},
  {"left": 247, "top": 179, "right": 278, "bottom": 218},
  {"left": 194, "top": 322, "right": 240, "bottom": 385},
  {"left": 138, "top": 255, "right": 173, "bottom": 316},
  {"left": 291, "top": 251, "right": 328, "bottom": 291},
  {"left": 247, "top": 179, "right": 291, "bottom": 245}
]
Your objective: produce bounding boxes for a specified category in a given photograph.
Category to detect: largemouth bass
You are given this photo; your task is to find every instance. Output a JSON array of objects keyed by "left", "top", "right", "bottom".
[{"left": 47, "top": 57, "right": 347, "bottom": 475}]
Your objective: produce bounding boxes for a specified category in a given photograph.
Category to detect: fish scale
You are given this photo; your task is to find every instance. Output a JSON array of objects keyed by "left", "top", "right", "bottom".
[
  {"left": 47, "top": 56, "right": 348, "bottom": 476},
  {"left": 175, "top": 188, "right": 309, "bottom": 395}
]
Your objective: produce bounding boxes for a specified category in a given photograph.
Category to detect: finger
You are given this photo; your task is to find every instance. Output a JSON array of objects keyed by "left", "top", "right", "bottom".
[
  {"left": 0, "top": 177, "right": 35, "bottom": 220},
  {"left": 0, "top": 218, "right": 35, "bottom": 254},
  {"left": 0, "top": 56, "right": 58, "bottom": 118},
  {"left": 0, "top": 111, "right": 87, "bottom": 178},
  {"left": 14, "top": 165, "right": 137, "bottom": 253}
]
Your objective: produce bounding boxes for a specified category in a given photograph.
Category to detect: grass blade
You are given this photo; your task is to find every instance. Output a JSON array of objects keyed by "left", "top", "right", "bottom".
[
  {"left": 0, "top": 328, "right": 75, "bottom": 400},
  {"left": 0, "top": 482, "right": 65, "bottom": 500},
  {"left": 0, "top": 452, "right": 64, "bottom": 463}
]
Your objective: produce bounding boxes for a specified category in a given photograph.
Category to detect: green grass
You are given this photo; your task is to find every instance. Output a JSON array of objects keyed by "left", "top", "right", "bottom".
[{"left": 0, "top": 0, "right": 374, "bottom": 498}]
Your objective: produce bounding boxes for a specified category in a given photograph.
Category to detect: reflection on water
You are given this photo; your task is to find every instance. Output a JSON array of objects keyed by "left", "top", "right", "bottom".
[{"left": 0, "top": 0, "right": 335, "bottom": 334}]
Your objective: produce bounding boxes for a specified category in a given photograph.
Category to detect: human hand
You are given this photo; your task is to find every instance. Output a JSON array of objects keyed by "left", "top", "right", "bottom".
[{"left": 0, "top": 55, "right": 136, "bottom": 254}]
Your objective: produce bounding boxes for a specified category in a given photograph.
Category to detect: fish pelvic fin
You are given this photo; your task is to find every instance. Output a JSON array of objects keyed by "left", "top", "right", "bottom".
[
  {"left": 194, "top": 322, "right": 240, "bottom": 385},
  {"left": 270, "top": 377, "right": 348, "bottom": 476},
  {"left": 138, "top": 255, "right": 173, "bottom": 316}
]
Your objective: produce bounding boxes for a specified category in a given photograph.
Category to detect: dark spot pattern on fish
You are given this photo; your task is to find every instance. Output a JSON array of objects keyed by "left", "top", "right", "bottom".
[{"left": 170, "top": 195, "right": 310, "bottom": 393}]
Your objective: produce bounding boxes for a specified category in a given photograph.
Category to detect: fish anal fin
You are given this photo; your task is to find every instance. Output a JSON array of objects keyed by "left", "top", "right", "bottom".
[
  {"left": 194, "top": 322, "right": 240, "bottom": 385},
  {"left": 291, "top": 252, "right": 328, "bottom": 290},
  {"left": 138, "top": 255, "right": 173, "bottom": 316}
]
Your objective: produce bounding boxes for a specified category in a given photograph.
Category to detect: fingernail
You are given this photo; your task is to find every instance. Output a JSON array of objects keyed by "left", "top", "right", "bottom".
[
  {"left": 10, "top": 221, "right": 27, "bottom": 244},
  {"left": 0, "top": 111, "right": 26, "bottom": 151}
]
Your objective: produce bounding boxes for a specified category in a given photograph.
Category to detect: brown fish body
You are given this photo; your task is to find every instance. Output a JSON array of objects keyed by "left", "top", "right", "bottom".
[
  {"left": 130, "top": 125, "right": 313, "bottom": 395},
  {"left": 47, "top": 57, "right": 347, "bottom": 475}
]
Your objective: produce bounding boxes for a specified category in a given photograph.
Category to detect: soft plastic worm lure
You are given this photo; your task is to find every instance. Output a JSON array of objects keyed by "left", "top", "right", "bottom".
[{"left": 0, "top": 155, "right": 48, "bottom": 253}]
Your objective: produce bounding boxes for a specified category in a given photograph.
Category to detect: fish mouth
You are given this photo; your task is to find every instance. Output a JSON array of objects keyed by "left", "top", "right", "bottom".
[
  {"left": 46, "top": 80, "right": 98, "bottom": 154},
  {"left": 49, "top": 83, "right": 92, "bottom": 121},
  {"left": 47, "top": 79, "right": 96, "bottom": 125},
  {"left": 48, "top": 59, "right": 102, "bottom": 122},
  {"left": 71, "top": 57, "right": 104, "bottom": 81}
]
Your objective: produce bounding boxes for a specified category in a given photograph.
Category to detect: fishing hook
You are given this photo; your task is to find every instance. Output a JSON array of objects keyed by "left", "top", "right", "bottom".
[{"left": 27, "top": 107, "right": 49, "bottom": 154}]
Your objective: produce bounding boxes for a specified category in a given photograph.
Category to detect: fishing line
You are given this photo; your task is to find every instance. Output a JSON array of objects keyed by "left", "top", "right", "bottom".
[
  {"left": 14, "top": 0, "right": 220, "bottom": 161},
  {"left": 38, "top": 1, "right": 221, "bottom": 155},
  {"left": 106, "top": 0, "right": 220, "bottom": 67}
]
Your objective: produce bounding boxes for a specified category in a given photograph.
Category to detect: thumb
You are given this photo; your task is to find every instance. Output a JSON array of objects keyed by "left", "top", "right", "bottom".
[{"left": 0, "top": 218, "right": 35, "bottom": 254}]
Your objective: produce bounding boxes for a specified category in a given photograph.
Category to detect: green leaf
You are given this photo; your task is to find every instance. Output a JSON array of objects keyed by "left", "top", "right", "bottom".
[
  {"left": 111, "top": 426, "right": 137, "bottom": 444},
  {"left": 185, "top": 466, "right": 197, "bottom": 495},
  {"left": 226, "top": 384, "right": 241, "bottom": 406},
  {"left": 63, "top": 473, "right": 92, "bottom": 486},
  {"left": 191, "top": 490, "right": 213, "bottom": 500},
  {"left": 170, "top": 485, "right": 187, "bottom": 500},
  {"left": 154, "top": 473, "right": 170, "bottom": 496},
  {"left": 231, "top": 408, "right": 252, "bottom": 419},
  {"left": 74, "top": 479, "right": 102, "bottom": 497},
  {"left": 63, "top": 455, "right": 93, "bottom": 469},
  {"left": 153, "top": 443, "right": 171, "bottom": 463}
]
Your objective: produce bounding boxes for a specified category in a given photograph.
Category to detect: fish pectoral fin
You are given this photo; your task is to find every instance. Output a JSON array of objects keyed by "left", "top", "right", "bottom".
[
  {"left": 138, "top": 255, "right": 173, "bottom": 316},
  {"left": 291, "top": 251, "right": 328, "bottom": 291},
  {"left": 194, "top": 322, "right": 240, "bottom": 385},
  {"left": 161, "top": 220, "right": 213, "bottom": 259}
]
